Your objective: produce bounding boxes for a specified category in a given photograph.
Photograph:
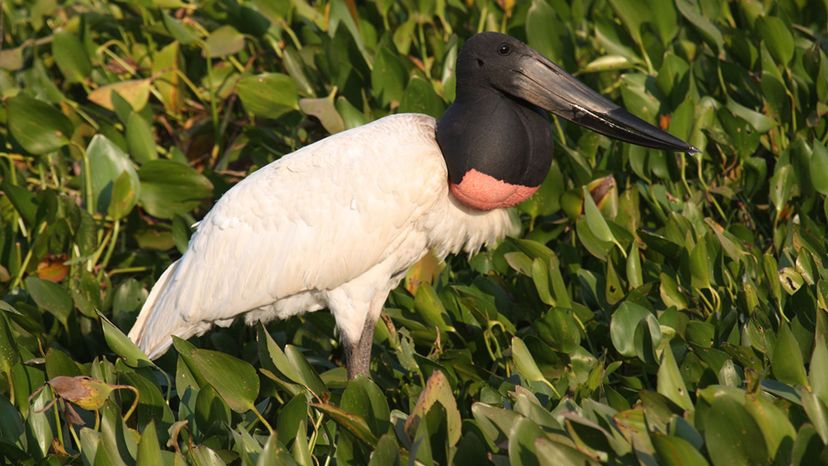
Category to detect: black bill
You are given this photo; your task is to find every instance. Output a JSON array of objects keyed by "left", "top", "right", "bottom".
[{"left": 507, "top": 50, "right": 698, "bottom": 154}]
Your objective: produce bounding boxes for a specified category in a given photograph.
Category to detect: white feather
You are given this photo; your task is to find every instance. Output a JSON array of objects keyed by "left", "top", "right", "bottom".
[{"left": 129, "top": 114, "right": 517, "bottom": 358}]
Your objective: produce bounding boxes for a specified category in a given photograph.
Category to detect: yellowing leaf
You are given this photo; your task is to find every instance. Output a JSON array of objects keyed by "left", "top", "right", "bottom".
[
  {"left": 88, "top": 79, "right": 151, "bottom": 111},
  {"left": 405, "top": 252, "right": 442, "bottom": 295}
]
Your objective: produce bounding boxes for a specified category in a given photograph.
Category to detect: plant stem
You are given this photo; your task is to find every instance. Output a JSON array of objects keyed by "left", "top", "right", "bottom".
[
  {"left": 251, "top": 405, "right": 274, "bottom": 434},
  {"left": 107, "top": 266, "right": 151, "bottom": 276},
  {"left": 7, "top": 372, "right": 14, "bottom": 406},
  {"left": 97, "top": 219, "right": 120, "bottom": 280},
  {"left": 118, "top": 385, "right": 141, "bottom": 422},
  {"left": 53, "top": 396, "right": 65, "bottom": 449},
  {"left": 11, "top": 221, "right": 46, "bottom": 289}
]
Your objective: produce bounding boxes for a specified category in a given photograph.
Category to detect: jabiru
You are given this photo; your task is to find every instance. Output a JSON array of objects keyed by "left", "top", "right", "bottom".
[{"left": 129, "top": 32, "right": 695, "bottom": 379}]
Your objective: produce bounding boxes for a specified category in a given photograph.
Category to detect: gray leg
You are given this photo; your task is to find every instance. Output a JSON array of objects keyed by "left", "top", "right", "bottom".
[{"left": 345, "top": 316, "right": 377, "bottom": 379}]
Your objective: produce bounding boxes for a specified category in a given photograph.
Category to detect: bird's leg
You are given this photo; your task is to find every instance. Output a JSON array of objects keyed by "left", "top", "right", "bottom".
[{"left": 346, "top": 316, "right": 377, "bottom": 379}]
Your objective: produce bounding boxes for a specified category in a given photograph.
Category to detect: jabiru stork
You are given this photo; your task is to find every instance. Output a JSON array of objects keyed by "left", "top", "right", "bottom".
[{"left": 129, "top": 32, "right": 695, "bottom": 379}]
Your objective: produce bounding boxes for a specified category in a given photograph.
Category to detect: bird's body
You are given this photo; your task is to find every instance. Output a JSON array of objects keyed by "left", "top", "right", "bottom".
[
  {"left": 130, "top": 32, "right": 694, "bottom": 377},
  {"left": 129, "top": 114, "right": 516, "bottom": 366}
]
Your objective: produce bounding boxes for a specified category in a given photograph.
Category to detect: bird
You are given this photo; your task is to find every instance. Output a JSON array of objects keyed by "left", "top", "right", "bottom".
[{"left": 128, "top": 32, "right": 695, "bottom": 379}]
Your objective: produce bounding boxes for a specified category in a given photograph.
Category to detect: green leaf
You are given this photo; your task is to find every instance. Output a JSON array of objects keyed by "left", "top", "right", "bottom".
[
  {"left": 801, "top": 390, "right": 828, "bottom": 443},
  {"left": 371, "top": 40, "right": 407, "bottom": 107},
  {"left": 85, "top": 134, "right": 140, "bottom": 219},
  {"left": 152, "top": 41, "right": 184, "bottom": 114},
  {"left": 109, "top": 171, "right": 139, "bottom": 220},
  {"left": 512, "top": 336, "right": 554, "bottom": 393},
  {"left": 277, "top": 393, "right": 307, "bottom": 445},
  {"left": 312, "top": 401, "right": 378, "bottom": 446},
  {"left": 205, "top": 25, "right": 245, "bottom": 57},
  {"left": 80, "top": 428, "right": 101, "bottom": 465},
  {"left": 190, "top": 445, "right": 225, "bottom": 466},
  {"left": 284, "top": 345, "right": 328, "bottom": 398},
  {"left": 405, "top": 370, "right": 462, "bottom": 447},
  {"left": 657, "top": 344, "right": 693, "bottom": 411},
  {"left": 536, "top": 308, "right": 581, "bottom": 353},
  {"left": 526, "top": 0, "right": 570, "bottom": 65},
  {"left": 0, "top": 313, "right": 19, "bottom": 376},
  {"left": 535, "top": 436, "right": 598, "bottom": 466},
  {"left": 162, "top": 13, "right": 197, "bottom": 45},
  {"left": 300, "top": 95, "right": 346, "bottom": 134},
  {"left": 610, "top": 302, "right": 650, "bottom": 357},
  {"left": 472, "top": 403, "right": 522, "bottom": 446},
  {"left": 742, "top": 157, "right": 767, "bottom": 197},
  {"left": 652, "top": 433, "right": 710, "bottom": 466},
  {"left": 398, "top": 76, "right": 444, "bottom": 117},
  {"left": 689, "top": 236, "right": 712, "bottom": 288},
  {"left": 138, "top": 159, "right": 213, "bottom": 219},
  {"left": 508, "top": 417, "right": 543, "bottom": 466},
  {"left": 675, "top": 0, "right": 723, "bottom": 51},
  {"left": 0, "top": 394, "right": 24, "bottom": 445},
  {"left": 726, "top": 99, "right": 776, "bottom": 133},
  {"left": 1, "top": 181, "right": 38, "bottom": 226},
  {"left": 772, "top": 322, "right": 808, "bottom": 386},
  {"left": 6, "top": 94, "right": 73, "bottom": 155},
  {"left": 52, "top": 31, "right": 92, "bottom": 82},
  {"left": 810, "top": 335, "right": 828, "bottom": 406},
  {"left": 744, "top": 393, "right": 796, "bottom": 459},
  {"left": 126, "top": 113, "right": 157, "bottom": 164},
  {"left": 605, "top": 259, "right": 625, "bottom": 305},
  {"left": 367, "top": 433, "right": 400, "bottom": 466},
  {"left": 136, "top": 421, "right": 163, "bottom": 466},
  {"left": 257, "top": 325, "right": 304, "bottom": 390},
  {"left": 756, "top": 16, "right": 794, "bottom": 66},
  {"left": 791, "top": 424, "right": 824, "bottom": 465},
  {"left": 328, "top": 0, "right": 372, "bottom": 67},
  {"left": 341, "top": 377, "right": 390, "bottom": 438},
  {"left": 531, "top": 258, "right": 554, "bottom": 305},
  {"left": 25, "top": 277, "right": 73, "bottom": 326},
  {"left": 190, "top": 348, "right": 260, "bottom": 413},
  {"left": 636, "top": 313, "right": 663, "bottom": 364},
  {"left": 608, "top": 0, "right": 649, "bottom": 47},
  {"left": 582, "top": 187, "right": 624, "bottom": 255},
  {"left": 704, "top": 396, "right": 768, "bottom": 466},
  {"left": 100, "top": 314, "right": 152, "bottom": 367},
  {"left": 237, "top": 73, "right": 299, "bottom": 119},
  {"left": 258, "top": 433, "right": 299, "bottom": 466},
  {"left": 548, "top": 253, "right": 572, "bottom": 308},
  {"left": 619, "top": 73, "right": 659, "bottom": 122},
  {"left": 582, "top": 55, "right": 634, "bottom": 73},
  {"left": 336, "top": 96, "right": 368, "bottom": 129},
  {"left": 626, "top": 243, "right": 643, "bottom": 289},
  {"left": 648, "top": 0, "right": 678, "bottom": 45},
  {"left": 414, "top": 283, "right": 451, "bottom": 333},
  {"left": 809, "top": 141, "right": 828, "bottom": 195},
  {"left": 769, "top": 163, "right": 794, "bottom": 215},
  {"left": 779, "top": 267, "right": 804, "bottom": 295}
]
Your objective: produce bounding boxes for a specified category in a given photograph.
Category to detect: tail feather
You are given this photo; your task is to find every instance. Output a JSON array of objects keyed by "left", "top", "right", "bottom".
[{"left": 129, "top": 260, "right": 204, "bottom": 359}]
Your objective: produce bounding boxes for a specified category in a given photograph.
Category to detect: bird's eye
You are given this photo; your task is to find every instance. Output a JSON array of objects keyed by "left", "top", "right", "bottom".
[{"left": 497, "top": 43, "right": 511, "bottom": 55}]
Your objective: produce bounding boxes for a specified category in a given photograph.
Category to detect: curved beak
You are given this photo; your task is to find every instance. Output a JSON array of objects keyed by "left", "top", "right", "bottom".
[{"left": 506, "top": 50, "right": 698, "bottom": 154}]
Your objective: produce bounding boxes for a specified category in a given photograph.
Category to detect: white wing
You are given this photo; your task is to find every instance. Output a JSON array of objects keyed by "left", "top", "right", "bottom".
[{"left": 129, "top": 114, "right": 445, "bottom": 358}]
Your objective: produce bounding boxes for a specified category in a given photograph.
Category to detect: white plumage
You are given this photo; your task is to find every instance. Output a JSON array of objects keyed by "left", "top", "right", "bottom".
[
  {"left": 129, "top": 114, "right": 517, "bottom": 361},
  {"left": 129, "top": 32, "right": 693, "bottom": 378}
]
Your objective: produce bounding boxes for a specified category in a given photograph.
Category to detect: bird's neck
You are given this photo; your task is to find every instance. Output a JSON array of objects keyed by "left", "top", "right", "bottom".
[{"left": 435, "top": 89, "right": 553, "bottom": 210}]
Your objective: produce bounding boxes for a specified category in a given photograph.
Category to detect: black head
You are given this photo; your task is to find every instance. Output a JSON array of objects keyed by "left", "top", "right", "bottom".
[
  {"left": 436, "top": 32, "right": 696, "bottom": 211},
  {"left": 454, "top": 33, "right": 537, "bottom": 98},
  {"left": 455, "top": 32, "right": 697, "bottom": 152}
]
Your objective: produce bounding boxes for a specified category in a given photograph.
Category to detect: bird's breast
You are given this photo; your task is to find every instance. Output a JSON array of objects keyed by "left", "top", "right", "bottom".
[{"left": 436, "top": 94, "right": 553, "bottom": 212}]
